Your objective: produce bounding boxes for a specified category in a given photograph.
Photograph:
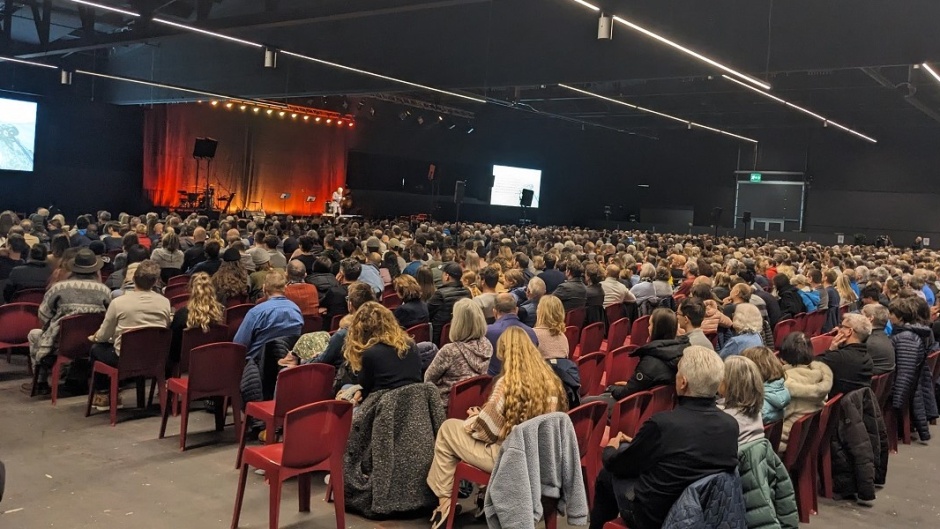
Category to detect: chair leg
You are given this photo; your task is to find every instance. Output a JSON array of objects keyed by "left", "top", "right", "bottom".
[
  {"left": 236, "top": 411, "right": 250, "bottom": 469},
  {"left": 298, "top": 473, "right": 311, "bottom": 512},
  {"left": 268, "top": 472, "right": 282, "bottom": 529},
  {"left": 231, "top": 464, "right": 249, "bottom": 529},
  {"left": 264, "top": 418, "right": 276, "bottom": 445},
  {"left": 159, "top": 388, "right": 173, "bottom": 439},
  {"left": 85, "top": 366, "right": 97, "bottom": 417},
  {"left": 136, "top": 378, "right": 146, "bottom": 409},
  {"left": 231, "top": 395, "right": 243, "bottom": 442},
  {"left": 148, "top": 377, "right": 157, "bottom": 409},
  {"left": 445, "top": 468, "right": 463, "bottom": 529},
  {"left": 109, "top": 375, "right": 119, "bottom": 427},
  {"left": 796, "top": 469, "right": 813, "bottom": 523},
  {"left": 331, "top": 454, "right": 346, "bottom": 529},
  {"left": 179, "top": 393, "right": 190, "bottom": 451},
  {"left": 50, "top": 358, "right": 67, "bottom": 406},
  {"left": 820, "top": 446, "right": 833, "bottom": 499},
  {"left": 215, "top": 397, "right": 226, "bottom": 432},
  {"left": 543, "top": 498, "right": 558, "bottom": 529},
  {"left": 30, "top": 364, "right": 41, "bottom": 398}
]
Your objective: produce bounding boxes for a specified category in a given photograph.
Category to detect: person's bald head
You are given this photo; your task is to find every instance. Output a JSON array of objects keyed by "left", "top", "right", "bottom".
[
  {"left": 494, "top": 293, "right": 518, "bottom": 317},
  {"left": 226, "top": 229, "right": 241, "bottom": 245},
  {"left": 287, "top": 260, "right": 307, "bottom": 281},
  {"left": 193, "top": 227, "right": 207, "bottom": 242}
]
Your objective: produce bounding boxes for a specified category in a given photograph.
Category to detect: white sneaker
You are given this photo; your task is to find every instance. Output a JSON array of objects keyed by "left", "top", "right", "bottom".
[{"left": 857, "top": 498, "right": 875, "bottom": 507}]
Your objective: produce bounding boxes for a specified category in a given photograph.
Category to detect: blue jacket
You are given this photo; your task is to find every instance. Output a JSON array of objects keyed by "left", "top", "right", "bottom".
[
  {"left": 233, "top": 296, "right": 304, "bottom": 361},
  {"left": 797, "top": 289, "right": 819, "bottom": 312},
  {"left": 661, "top": 472, "right": 747, "bottom": 529},
  {"left": 486, "top": 315, "right": 539, "bottom": 375},
  {"left": 719, "top": 333, "right": 764, "bottom": 359},
  {"left": 762, "top": 378, "right": 791, "bottom": 424}
]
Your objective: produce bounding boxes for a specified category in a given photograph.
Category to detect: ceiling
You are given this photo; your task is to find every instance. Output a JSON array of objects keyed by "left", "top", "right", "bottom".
[{"left": 3, "top": 0, "right": 940, "bottom": 140}]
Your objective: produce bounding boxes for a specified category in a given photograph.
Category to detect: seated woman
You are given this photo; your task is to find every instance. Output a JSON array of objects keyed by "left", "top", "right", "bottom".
[
  {"left": 742, "top": 346, "right": 791, "bottom": 424},
  {"left": 718, "top": 356, "right": 766, "bottom": 446},
  {"left": 779, "top": 332, "right": 832, "bottom": 452},
  {"left": 212, "top": 248, "right": 249, "bottom": 305},
  {"left": 426, "top": 326, "right": 567, "bottom": 528},
  {"left": 392, "top": 274, "right": 430, "bottom": 329},
  {"left": 584, "top": 263, "right": 606, "bottom": 325},
  {"left": 690, "top": 283, "right": 732, "bottom": 335},
  {"left": 503, "top": 269, "right": 527, "bottom": 304},
  {"left": 343, "top": 302, "right": 422, "bottom": 402},
  {"left": 719, "top": 303, "right": 765, "bottom": 359},
  {"left": 629, "top": 263, "right": 657, "bottom": 303},
  {"left": 424, "top": 298, "right": 492, "bottom": 403},
  {"left": 609, "top": 308, "right": 689, "bottom": 401},
  {"left": 168, "top": 272, "right": 224, "bottom": 369},
  {"left": 151, "top": 231, "right": 184, "bottom": 271},
  {"left": 533, "top": 294, "right": 569, "bottom": 360}
]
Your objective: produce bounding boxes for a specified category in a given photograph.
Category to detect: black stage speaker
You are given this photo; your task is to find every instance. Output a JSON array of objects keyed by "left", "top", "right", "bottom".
[
  {"left": 520, "top": 189, "right": 534, "bottom": 207},
  {"left": 193, "top": 137, "right": 218, "bottom": 159},
  {"left": 454, "top": 181, "right": 465, "bottom": 204},
  {"left": 742, "top": 211, "right": 752, "bottom": 223},
  {"left": 711, "top": 207, "right": 723, "bottom": 224}
]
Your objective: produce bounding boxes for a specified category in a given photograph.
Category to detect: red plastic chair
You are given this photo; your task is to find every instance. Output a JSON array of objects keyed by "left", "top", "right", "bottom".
[
  {"left": 163, "top": 283, "right": 189, "bottom": 300},
  {"left": 818, "top": 393, "right": 845, "bottom": 501},
  {"left": 169, "top": 293, "right": 190, "bottom": 312},
  {"left": 329, "top": 314, "right": 343, "bottom": 332},
  {"left": 439, "top": 322, "right": 452, "bottom": 347},
  {"left": 406, "top": 322, "right": 431, "bottom": 344},
  {"left": 85, "top": 327, "right": 172, "bottom": 426},
  {"left": 605, "top": 304, "right": 625, "bottom": 329},
  {"left": 0, "top": 302, "right": 40, "bottom": 364},
  {"left": 443, "top": 462, "right": 561, "bottom": 529},
  {"left": 565, "top": 307, "right": 587, "bottom": 329},
  {"left": 568, "top": 401, "right": 607, "bottom": 510},
  {"left": 805, "top": 309, "right": 826, "bottom": 337},
  {"left": 577, "top": 322, "right": 605, "bottom": 360},
  {"left": 446, "top": 374, "right": 493, "bottom": 419},
  {"left": 792, "top": 312, "right": 808, "bottom": 334},
  {"left": 381, "top": 292, "right": 401, "bottom": 310},
  {"left": 611, "top": 391, "right": 652, "bottom": 439},
  {"left": 605, "top": 317, "right": 630, "bottom": 352},
  {"left": 225, "top": 304, "right": 254, "bottom": 340},
  {"left": 177, "top": 324, "right": 230, "bottom": 376},
  {"left": 166, "top": 274, "right": 190, "bottom": 288},
  {"left": 231, "top": 400, "right": 353, "bottom": 529},
  {"left": 606, "top": 345, "right": 640, "bottom": 386},
  {"left": 640, "top": 385, "right": 676, "bottom": 424},
  {"left": 10, "top": 288, "right": 45, "bottom": 304},
  {"left": 301, "top": 314, "right": 323, "bottom": 334},
  {"left": 235, "top": 362, "right": 337, "bottom": 466},
  {"left": 629, "top": 315, "right": 650, "bottom": 346},
  {"left": 811, "top": 334, "right": 833, "bottom": 356},
  {"left": 160, "top": 342, "right": 246, "bottom": 450},
  {"left": 773, "top": 318, "right": 797, "bottom": 349},
  {"left": 782, "top": 410, "right": 821, "bottom": 523},
  {"left": 564, "top": 326, "right": 580, "bottom": 357},
  {"left": 763, "top": 419, "right": 783, "bottom": 454},
  {"left": 42, "top": 312, "right": 106, "bottom": 405},
  {"left": 604, "top": 520, "right": 629, "bottom": 529},
  {"left": 577, "top": 352, "right": 606, "bottom": 397},
  {"left": 226, "top": 294, "right": 250, "bottom": 308}
]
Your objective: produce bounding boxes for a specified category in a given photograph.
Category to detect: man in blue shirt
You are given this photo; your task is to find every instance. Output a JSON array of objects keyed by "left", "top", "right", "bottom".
[
  {"left": 486, "top": 293, "right": 539, "bottom": 375},
  {"left": 234, "top": 269, "right": 303, "bottom": 361},
  {"left": 402, "top": 244, "right": 426, "bottom": 277},
  {"left": 357, "top": 252, "right": 385, "bottom": 296}
]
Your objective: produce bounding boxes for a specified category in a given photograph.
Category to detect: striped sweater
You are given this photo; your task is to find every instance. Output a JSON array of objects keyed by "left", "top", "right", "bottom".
[{"left": 33, "top": 278, "right": 111, "bottom": 364}]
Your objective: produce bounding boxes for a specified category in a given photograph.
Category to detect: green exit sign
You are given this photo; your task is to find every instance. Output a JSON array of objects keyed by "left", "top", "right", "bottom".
[{"left": 750, "top": 173, "right": 762, "bottom": 182}]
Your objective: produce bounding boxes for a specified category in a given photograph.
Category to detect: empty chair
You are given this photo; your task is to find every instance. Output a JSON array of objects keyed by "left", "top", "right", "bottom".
[
  {"left": 564, "top": 326, "right": 580, "bottom": 357},
  {"left": 175, "top": 323, "right": 230, "bottom": 376},
  {"left": 446, "top": 374, "right": 493, "bottom": 419},
  {"left": 629, "top": 315, "right": 651, "bottom": 346},
  {"left": 11, "top": 288, "right": 45, "bottom": 304},
  {"left": 781, "top": 410, "right": 820, "bottom": 523},
  {"left": 773, "top": 319, "right": 797, "bottom": 349},
  {"left": 565, "top": 307, "right": 587, "bottom": 329},
  {"left": 160, "top": 342, "right": 246, "bottom": 450},
  {"left": 605, "top": 317, "right": 630, "bottom": 352},
  {"left": 577, "top": 322, "right": 605, "bottom": 359},
  {"left": 231, "top": 400, "right": 353, "bottom": 529},
  {"left": 605, "top": 304, "right": 625, "bottom": 329},
  {"left": 611, "top": 390, "right": 652, "bottom": 440},
  {"left": 163, "top": 283, "right": 189, "bottom": 300},
  {"left": 39, "top": 312, "right": 106, "bottom": 405},
  {"left": 406, "top": 322, "right": 431, "bottom": 344},
  {"left": 577, "top": 352, "right": 606, "bottom": 397},
  {"left": 606, "top": 345, "right": 640, "bottom": 386},
  {"left": 85, "top": 327, "right": 173, "bottom": 426},
  {"left": 0, "top": 302, "right": 40, "bottom": 364},
  {"left": 235, "top": 363, "right": 337, "bottom": 467},
  {"left": 438, "top": 322, "right": 452, "bottom": 347},
  {"left": 301, "top": 314, "right": 323, "bottom": 334},
  {"left": 166, "top": 274, "right": 190, "bottom": 288},
  {"left": 568, "top": 401, "right": 607, "bottom": 510},
  {"left": 169, "top": 294, "right": 190, "bottom": 312}
]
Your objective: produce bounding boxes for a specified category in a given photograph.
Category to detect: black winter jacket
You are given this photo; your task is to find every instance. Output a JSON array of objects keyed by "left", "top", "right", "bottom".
[
  {"left": 891, "top": 324, "right": 939, "bottom": 441},
  {"left": 776, "top": 284, "right": 806, "bottom": 321},
  {"left": 612, "top": 336, "right": 690, "bottom": 400},
  {"left": 427, "top": 281, "right": 471, "bottom": 343},
  {"left": 831, "top": 388, "right": 889, "bottom": 500}
]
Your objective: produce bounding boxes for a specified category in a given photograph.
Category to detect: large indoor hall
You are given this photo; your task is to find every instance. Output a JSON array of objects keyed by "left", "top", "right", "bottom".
[{"left": 3, "top": 1, "right": 940, "bottom": 529}]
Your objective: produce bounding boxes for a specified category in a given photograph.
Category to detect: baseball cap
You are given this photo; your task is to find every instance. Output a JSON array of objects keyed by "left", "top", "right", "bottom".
[{"left": 440, "top": 261, "right": 463, "bottom": 280}]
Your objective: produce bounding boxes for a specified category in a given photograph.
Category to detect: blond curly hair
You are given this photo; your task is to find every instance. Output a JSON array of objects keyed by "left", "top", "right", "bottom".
[
  {"left": 343, "top": 302, "right": 414, "bottom": 371},
  {"left": 186, "top": 272, "right": 225, "bottom": 331},
  {"left": 496, "top": 327, "right": 568, "bottom": 437}
]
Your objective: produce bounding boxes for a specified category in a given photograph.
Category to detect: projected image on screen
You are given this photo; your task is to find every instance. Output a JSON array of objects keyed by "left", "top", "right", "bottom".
[
  {"left": 490, "top": 165, "right": 542, "bottom": 208},
  {"left": 0, "top": 98, "right": 38, "bottom": 172}
]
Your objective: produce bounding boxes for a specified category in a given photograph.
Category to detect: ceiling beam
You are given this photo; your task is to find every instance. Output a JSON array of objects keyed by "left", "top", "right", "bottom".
[{"left": 861, "top": 66, "right": 940, "bottom": 125}]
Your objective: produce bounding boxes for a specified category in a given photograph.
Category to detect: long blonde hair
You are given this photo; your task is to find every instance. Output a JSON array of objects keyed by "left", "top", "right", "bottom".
[
  {"left": 535, "top": 295, "right": 566, "bottom": 336},
  {"left": 343, "top": 302, "right": 414, "bottom": 371},
  {"left": 496, "top": 327, "right": 567, "bottom": 437},
  {"left": 186, "top": 272, "right": 225, "bottom": 331},
  {"left": 834, "top": 272, "right": 858, "bottom": 304}
]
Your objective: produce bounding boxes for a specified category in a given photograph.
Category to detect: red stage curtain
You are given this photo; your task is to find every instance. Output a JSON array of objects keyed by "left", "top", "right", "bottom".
[{"left": 143, "top": 104, "right": 350, "bottom": 215}]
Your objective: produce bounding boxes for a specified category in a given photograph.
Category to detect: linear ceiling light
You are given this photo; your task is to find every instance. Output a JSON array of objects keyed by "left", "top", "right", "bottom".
[
  {"left": 722, "top": 75, "right": 877, "bottom": 143},
  {"left": 922, "top": 62, "right": 940, "bottom": 84},
  {"left": 558, "top": 83, "right": 758, "bottom": 143},
  {"left": 70, "top": 0, "right": 139, "bottom": 17},
  {"left": 0, "top": 56, "right": 58, "bottom": 69},
  {"left": 564, "top": 0, "right": 770, "bottom": 90},
  {"left": 75, "top": 69, "right": 232, "bottom": 99},
  {"left": 64, "top": 0, "right": 482, "bottom": 104}
]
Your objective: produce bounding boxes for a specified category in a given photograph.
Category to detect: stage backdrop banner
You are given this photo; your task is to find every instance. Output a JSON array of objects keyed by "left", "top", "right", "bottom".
[{"left": 143, "top": 104, "right": 351, "bottom": 215}]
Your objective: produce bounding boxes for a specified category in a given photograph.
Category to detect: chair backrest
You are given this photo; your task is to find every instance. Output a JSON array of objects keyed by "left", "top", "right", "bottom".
[
  {"left": 439, "top": 322, "right": 452, "bottom": 347},
  {"left": 166, "top": 274, "right": 190, "bottom": 288},
  {"left": 782, "top": 410, "right": 819, "bottom": 469},
  {"left": 329, "top": 314, "right": 343, "bottom": 332},
  {"left": 226, "top": 294, "right": 250, "bottom": 308},
  {"left": 606, "top": 345, "right": 640, "bottom": 385},
  {"left": 792, "top": 312, "right": 808, "bottom": 333},
  {"left": 163, "top": 283, "right": 189, "bottom": 300},
  {"left": 773, "top": 319, "right": 797, "bottom": 349},
  {"left": 381, "top": 292, "right": 402, "bottom": 309},
  {"left": 406, "top": 322, "right": 431, "bottom": 344},
  {"left": 187, "top": 342, "right": 247, "bottom": 399},
  {"left": 0, "top": 302, "right": 41, "bottom": 345},
  {"left": 116, "top": 327, "right": 173, "bottom": 379},
  {"left": 169, "top": 294, "right": 190, "bottom": 312},
  {"left": 927, "top": 351, "right": 940, "bottom": 382},
  {"left": 565, "top": 307, "right": 587, "bottom": 329},
  {"left": 11, "top": 288, "right": 45, "bottom": 304},
  {"left": 225, "top": 303, "right": 254, "bottom": 326},
  {"left": 273, "top": 363, "right": 337, "bottom": 417},
  {"left": 577, "top": 352, "right": 606, "bottom": 397},
  {"left": 611, "top": 390, "right": 652, "bottom": 438},
  {"left": 763, "top": 419, "right": 783, "bottom": 453},
  {"left": 811, "top": 334, "right": 832, "bottom": 356},
  {"left": 567, "top": 401, "right": 607, "bottom": 459},
  {"left": 605, "top": 304, "right": 625, "bottom": 328},
  {"left": 160, "top": 268, "right": 183, "bottom": 285},
  {"left": 179, "top": 323, "right": 230, "bottom": 374},
  {"left": 870, "top": 372, "right": 894, "bottom": 409},
  {"left": 564, "top": 326, "right": 580, "bottom": 356},
  {"left": 817, "top": 393, "right": 844, "bottom": 458},
  {"left": 282, "top": 400, "right": 354, "bottom": 469},
  {"left": 55, "top": 311, "right": 106, "bottom": 359},
  {"left": 447, "top": 375, "right": 494, "bottom": 419},
  {"left": 640, "top": 384, "right": 677, "bottom": 424},
  {"left": 606, "top": 317, "right": 631, "bottom": 351},
  {"left": 630, "top": 315, "right": 651, "bottom": 346},
  {"left": 578, "top": 322, "right": 605, "bottom": 358},
  {"left": 805, "top": 310, "right": 826, "bottom": 337},
  {"left": 302, "top": 314, "right": 323, "bottom": 334}
]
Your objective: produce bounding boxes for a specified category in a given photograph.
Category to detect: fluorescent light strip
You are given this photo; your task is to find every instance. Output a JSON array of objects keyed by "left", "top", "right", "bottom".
[
  {"left": 281, "top": 51, "right": 486, "bottom": 103},
  {"left": 74, "top": 69, "right": 232, "bottom": 99},
  {"left": 0, "top": 56, "right": 58, "bottom": 69},
  {"left": 922, "top": 63, "right": 940, "bottom": 84},
  {"left": 569, "top": 0, "right": 601, "bottom": 11},
  {"left": 64, "top": 0, "right": 482, "bottom": 104},
  {"left": 722, "top": 75, "right": 877, "bottom": 143},
  {"left": 69, "top": 0, "right": 139, "bottom": 17},
  {"left": 559, "top": 83, "right": 757, "bottom": 143}
]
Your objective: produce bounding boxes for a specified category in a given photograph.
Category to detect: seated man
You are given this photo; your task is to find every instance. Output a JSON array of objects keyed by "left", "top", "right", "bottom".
[
  {"left": 553, "top": 259, "right": 587, "bottom": 312},
  {"left": 590, "top": 346, "right": 739, "bottom": 529},
  {"left": 486, "top": 293, "right": 539, "bottom": 375},
  {"left": 234, "top": 269, "right": 303, "bottom": 362},
  {"left": 861, "top": 303, "right": 895, "bottom": 374},
  {"left": 281, "top": 259, "right": 319, "bottom": 316},
  {"left": 821, "top": 312, "right": 874, "bottom": 397},
  {"left": 3, "top": 244, "right": 52, "bottom": 302},
  {"left": 323, "top": 258, "right": 362, "bottom": 325},
  {"left": 88, "top": 260, "right": 172, "bottom": 409}
]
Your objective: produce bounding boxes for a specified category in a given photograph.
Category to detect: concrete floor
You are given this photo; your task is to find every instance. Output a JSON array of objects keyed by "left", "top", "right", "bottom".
[{"left": 1, "top": 354, "right": 939, "bottom": 529}]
